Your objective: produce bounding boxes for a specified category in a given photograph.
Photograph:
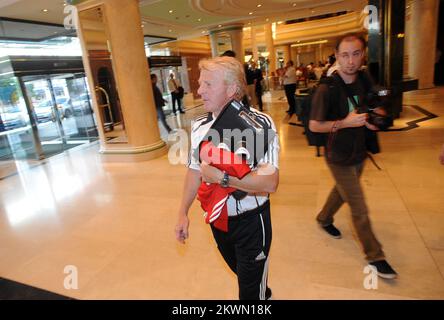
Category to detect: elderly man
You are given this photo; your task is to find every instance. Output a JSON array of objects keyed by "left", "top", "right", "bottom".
[{"left": 175, "top": 56, "right": 280, "bottom": 300}]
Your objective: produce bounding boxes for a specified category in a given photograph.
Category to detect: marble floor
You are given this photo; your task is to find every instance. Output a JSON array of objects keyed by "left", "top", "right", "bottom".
[{"left": 0, "top": 87, "right": 443, "bottom": 300}]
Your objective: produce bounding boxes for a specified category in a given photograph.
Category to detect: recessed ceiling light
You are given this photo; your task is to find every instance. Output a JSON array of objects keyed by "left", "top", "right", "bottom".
[
  {"left": 169, "top": 10, "right": 173, "bottom": 13},
  {"left": 248, "top": 22, "right": 252, "bottom": 25},
  {"left": 265, "top": 18, "right": 269, "bottom": 22},
  {"left": 201, "top": 30, "right": 206, "bottom": 34},
  {"left": 257, "top": 4, "right": 262, "bottom": 8},
  {"left": 198, "top": 18, "right": 202, "bottom": 22},
  {"left": 277, "top": 21, "right": 283, "bottom": 24},
  {"left": 169, "top": 29, "right": 172, "bottom": 32},
  {"left": 218, "top": 24, "right": 222, "bottom": 27},
  {"left": 42, "top": 9, "right": 49, "bottom": 13},
  {"left": 249, "top": 12, "right": 253, "bottom": 15}
]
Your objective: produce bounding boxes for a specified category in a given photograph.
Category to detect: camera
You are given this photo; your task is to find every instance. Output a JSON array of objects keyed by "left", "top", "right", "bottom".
[{"left": 359, "top": 87, "right": 393, "bottom": 130}]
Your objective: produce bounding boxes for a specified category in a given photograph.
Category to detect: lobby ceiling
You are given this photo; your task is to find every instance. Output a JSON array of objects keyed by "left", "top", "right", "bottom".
[{"left": 0, "top": 0, "right": 367, "bottom": 41}]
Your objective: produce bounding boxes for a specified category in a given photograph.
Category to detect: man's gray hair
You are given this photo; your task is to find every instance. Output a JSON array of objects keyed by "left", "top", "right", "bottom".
[{"left": 198, "top": 56, "right": 247, "bottom": 101}]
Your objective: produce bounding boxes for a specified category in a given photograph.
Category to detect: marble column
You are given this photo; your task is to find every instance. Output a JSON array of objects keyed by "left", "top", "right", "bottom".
[
  {"left": 209, "top": 31, "right": 219, "bottom": 57},
  {"left": 279, "top": 45, "right": 291, "bottom": 64},
  {"left": 405, "top": 0, "right": 440, "bottom": 89},
  {"left": 251, "top": 27, "right": 259, "bottom": 62},
  {"left": 75, "top": 0, "right": 166, "bottom": 160},
  {"left": 264, "top": 23, "right": 276, "bottom": 74},
  {"left": 226, "top": 27, "right": 245, "bottom": 64}
]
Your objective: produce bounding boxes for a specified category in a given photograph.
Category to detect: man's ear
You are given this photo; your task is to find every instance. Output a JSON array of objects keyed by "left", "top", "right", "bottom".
[{"left": 226, "top": 83, "right": 237, "bottom": 99}]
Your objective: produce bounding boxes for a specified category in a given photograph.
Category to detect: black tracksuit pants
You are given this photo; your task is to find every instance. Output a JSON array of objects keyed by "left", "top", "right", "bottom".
[
  {"left": 284, "top": 83, "right": 297, "bottom": 114},
  {"left": 210, "top": 201, "right": 272, "bottom": 300}
]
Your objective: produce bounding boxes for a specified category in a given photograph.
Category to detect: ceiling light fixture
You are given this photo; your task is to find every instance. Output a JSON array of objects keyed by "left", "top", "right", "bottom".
[
  {"left": 42, "top": 9, "right": 49, "bottom": 13},
  {"left": 249, "top": 12, "right": 253, "bottom": 15},
  {"left": 257, "top": 4, "right": 262, "bottom": 8},
  {"left": 169, "top": 10, "right": 173, "bottom": 13},
  {"left": 198, "top": 18, "right": 202, "bottom": 22},
  {"left": 218, "top": 24, "right": 222, "bottom": 27}
]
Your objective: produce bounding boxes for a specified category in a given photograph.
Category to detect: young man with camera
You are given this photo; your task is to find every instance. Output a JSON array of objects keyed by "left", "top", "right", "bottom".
[
  {"left": 174, "top": 56, "right": 280, "bottom": 299},
  {"left": 309, "top": 33, "right": 397, "bottom": 279}
]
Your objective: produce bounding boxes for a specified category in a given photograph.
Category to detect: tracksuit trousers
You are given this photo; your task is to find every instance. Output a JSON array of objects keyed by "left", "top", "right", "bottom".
[{"left": 211, "top": 201, "right": 272, "bottom": 300}]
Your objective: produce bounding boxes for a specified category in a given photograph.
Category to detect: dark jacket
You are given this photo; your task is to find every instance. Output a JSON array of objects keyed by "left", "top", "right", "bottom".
[{"left": 152, "top": 84, "right": 165, "bottom": 111}]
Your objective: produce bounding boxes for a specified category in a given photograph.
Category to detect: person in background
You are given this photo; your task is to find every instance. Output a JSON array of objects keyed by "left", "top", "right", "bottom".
[
  {"left": 168, "top": 73, "right": 185, "bottom": 114},
  {"left": 245, "top": 62, "right": 257, "bottom": 107},
  {"left": 221, "top": 50, "right": 236, "bottom": 58},
  {"left": 151, "top": 74, "right": 172, "bottom": 134},
  {"left": 251, "top": 61, "right": 264, "bottom": 111},
  {"left": 283, "top": 60, "right": 297, "bottom": 115}
]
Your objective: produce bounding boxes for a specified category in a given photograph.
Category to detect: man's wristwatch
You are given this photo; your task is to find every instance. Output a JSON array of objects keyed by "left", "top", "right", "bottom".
[{"left": 220, "top": 172, "right": 229, "bottom": 188}]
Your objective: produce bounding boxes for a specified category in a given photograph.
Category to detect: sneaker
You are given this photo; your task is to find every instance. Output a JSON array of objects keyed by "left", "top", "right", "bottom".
[
  {"left": 319, "top": 223, "right": 342, "bottom": 239},
  {"left": 368, "top": 260, "right": 398, "bottom": 279}
]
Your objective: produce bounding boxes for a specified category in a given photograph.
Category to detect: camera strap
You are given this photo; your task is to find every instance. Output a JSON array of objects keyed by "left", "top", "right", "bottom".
[{"left": 332, "top": 71, "right": 362, "bottom": 110}]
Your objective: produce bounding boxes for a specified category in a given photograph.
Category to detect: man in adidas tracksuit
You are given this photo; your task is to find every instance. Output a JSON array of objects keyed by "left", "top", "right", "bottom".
[{"left": 175, "top": 56, "right": 280, "bottom": 300}]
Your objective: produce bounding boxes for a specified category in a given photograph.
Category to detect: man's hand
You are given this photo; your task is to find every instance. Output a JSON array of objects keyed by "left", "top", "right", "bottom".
[
  {"left": 175, "top": 214, "right": 189, "bottom": 244},
  {"left": 365, "top": 121, "right": 379, "bottom": 131},
  {"left": 201, "top": 162, "right": 224, "bottom": 184},
  {"left": 342, "top": 110, "right": 367, "bottom": 128},
  {"left": 372, "top": 107, "right": 387, "bottom": 116}
]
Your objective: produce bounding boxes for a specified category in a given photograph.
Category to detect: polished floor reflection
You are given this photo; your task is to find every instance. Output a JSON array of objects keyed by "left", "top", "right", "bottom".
[{"left": 0, "top": 87, "right": 443, "bottom": 299}]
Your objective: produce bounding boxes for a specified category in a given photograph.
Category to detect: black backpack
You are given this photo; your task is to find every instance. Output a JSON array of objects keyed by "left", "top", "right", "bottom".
[{"left": 300, "top": 75, "right": 340, "bottom": 150}]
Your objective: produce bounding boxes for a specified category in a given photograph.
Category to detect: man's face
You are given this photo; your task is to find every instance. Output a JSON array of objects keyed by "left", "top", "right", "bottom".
[
  {"left": 197, "top": 68, "right": 234, "bottom": 114},
  {"left": 336, "top": 38, "right": 365, "bottom": 75},
  {"left": 151, "top": 76, "right": 157, "bottom": 84}
]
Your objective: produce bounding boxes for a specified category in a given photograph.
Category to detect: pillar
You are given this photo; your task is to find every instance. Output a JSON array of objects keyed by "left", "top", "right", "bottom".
[
  {"left": 75, "top": 0, "right": 166, "bottom": 160},
  {"left": 264, "top": 23, "right": 276, "bottom": 74},
  {"left": 251, "top": 27, "right": 259, "bottom": 62},
  {"left": 280, "top": 45, "right": 291, "bottom": 65},
  {"left": 209, "top": 31, "right": 219, "bottom": 57},
  {"left": 290, "top": 46, "right": 298, "bottom": 65},
  {"left": 226, "top": 27, "right": 245, "bottom": 64},
  {"left": 405, "top": 0, "right": 440, "bottom": 89},
  {"left": 368, "top": 0, "right": 406, "bottom": 118}
]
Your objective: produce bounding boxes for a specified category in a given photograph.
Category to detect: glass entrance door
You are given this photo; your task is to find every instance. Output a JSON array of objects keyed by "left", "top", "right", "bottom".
[{"left": 22, "top": 73, "right": 98, "bottom": 158}]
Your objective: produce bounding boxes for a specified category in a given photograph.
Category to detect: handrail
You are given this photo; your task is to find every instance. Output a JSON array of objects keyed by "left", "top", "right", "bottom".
[{"left": 94, "top": 86, "right": 114, "bottom": 124}]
